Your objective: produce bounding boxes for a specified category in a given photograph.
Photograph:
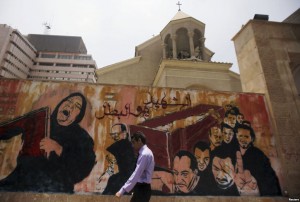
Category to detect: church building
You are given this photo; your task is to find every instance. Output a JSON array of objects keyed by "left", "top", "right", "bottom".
[{"left": 96, "top": 10, "right": 242, "bottom": 92}]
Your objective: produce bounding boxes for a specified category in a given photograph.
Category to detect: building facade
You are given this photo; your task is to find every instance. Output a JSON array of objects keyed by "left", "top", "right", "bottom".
[
  {"left": 27, "top": 34, "right": 97, "bottom": 83},
  {"left": 233, "top": 8, "right": 300, "bottom": 197},
  {"left": 0, "top": 25, "right": 97, "bottom": 83},
  {"left": 0, "top": 24, "right": 36, "bottom": 79}
]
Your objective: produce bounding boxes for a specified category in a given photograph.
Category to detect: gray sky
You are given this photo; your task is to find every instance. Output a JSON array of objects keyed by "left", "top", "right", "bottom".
[{"left": 1, "top": 0, "right": 299, "bottom": 73}]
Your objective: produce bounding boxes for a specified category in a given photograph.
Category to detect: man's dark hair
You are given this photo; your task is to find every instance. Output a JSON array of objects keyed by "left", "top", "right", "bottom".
[
  {"left": 131, "top": 131, "right": 146, "bottom": 144},
  {"left": 111, "top": 123, "right": 129, "bottom": 139},
  {"left": 241, "top": 120, "right": 251, "bottom": 127},
  {"left": 237, "top": 112, "right": 244, "bottom": 118},
  {"left": 236, "top": 121, "right": 256, "bottom": 142},
  {"left": 225, "top": 107, "right": 239, "bottom": 117},
  {"left": 225, "top": 104, "right": 232, "bottom": 109},
  {"left": 211, "top": 146, "right": 236, "bottom": 166},
  {"left": 0, "top": 127, "right": 24, "bottom": 142},
  {"left": 194, "top": 141, "right": 209, "bottom": 153},
  {"left": 221, "top": 122, "right": 235, "bottom": 132},
  {"left": 120, "top": 124, "right": 127, "bottom": 132},
  {"left": 174, "top": 150, "right": 198, "bottom": 171}
]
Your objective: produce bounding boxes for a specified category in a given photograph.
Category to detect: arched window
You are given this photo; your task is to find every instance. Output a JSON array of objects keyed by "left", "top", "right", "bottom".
[
  {"left": 164, "top": 34, "right": 172, "bottom": 59},
  {"left": 193, "top": 29, "right": 203, "bottom": 59},
  {"left": 176, "top": 28, "right": 190, "bottom": 59}
]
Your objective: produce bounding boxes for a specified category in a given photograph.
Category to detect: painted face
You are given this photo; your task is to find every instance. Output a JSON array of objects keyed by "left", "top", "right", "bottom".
[
  {"left": 209, "top": 127, "right": 222, "bottom": 148},
  {"left": 194, "top": 148, "right": 210, "bottom": 171},
  {"left": 222, "top": 127, "right": 234, "bottom": 144},
  {"left": 237, "top": 128, "right": 252, "bottom": 149},
  {"left": 237, "top": 115, "right": 244, "bottom": 124},
  {"left": 212, "top": 156, "right": 235, "bottom": 189},
  {"left": 56, "top": 95, "right": 83, "bottom": 126},
  {"left": 173, "top": 156, "right": 198, "bottom": 193},
  {"left": 227, "top": 114, "right": 237, "bottom": 128},
  {"left": 0, "top": 134, "right": 23, "bottom": 180},
  {"left": 110, "top": 125, "right": 126, "bottom": 141}
]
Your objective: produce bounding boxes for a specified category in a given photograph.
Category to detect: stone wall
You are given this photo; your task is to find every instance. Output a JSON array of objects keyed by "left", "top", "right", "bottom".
[{"left": 233, "top": 20, "right": 300, "bottom": 197}]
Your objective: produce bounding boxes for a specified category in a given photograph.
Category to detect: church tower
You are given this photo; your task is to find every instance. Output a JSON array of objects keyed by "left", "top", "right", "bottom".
[
  {"left": 96, "top": 9, "right": 241, "bottom": 92},
  {"left": 160, "top": 10, "right": 213, "bottom": 62}
]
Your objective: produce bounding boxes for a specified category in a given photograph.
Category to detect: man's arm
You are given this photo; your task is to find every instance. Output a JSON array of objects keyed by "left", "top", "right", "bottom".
[{"left": 116, "top": 154, "right": 148, "bottom": 197}]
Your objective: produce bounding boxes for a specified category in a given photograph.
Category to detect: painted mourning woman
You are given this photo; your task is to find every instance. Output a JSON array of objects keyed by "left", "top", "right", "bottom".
[
  {"left": 0, "top": 92, "right": 96, "bottom": 193},
  {"left": 43, "top": 92, "right": 96, "bottom": 192}
]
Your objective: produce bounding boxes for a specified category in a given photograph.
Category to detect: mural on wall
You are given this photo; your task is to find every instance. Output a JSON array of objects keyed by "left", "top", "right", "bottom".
[{"left": 0, "top": 79, "right": 282, "bottom": 196}]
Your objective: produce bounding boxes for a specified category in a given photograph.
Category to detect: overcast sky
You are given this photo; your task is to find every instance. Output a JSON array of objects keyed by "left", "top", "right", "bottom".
[{"left": 1, "top": 0, "right": 299, "bottom": 73}]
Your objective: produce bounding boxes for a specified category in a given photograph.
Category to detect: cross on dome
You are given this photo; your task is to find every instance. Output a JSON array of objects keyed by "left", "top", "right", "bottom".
[{"left": 176, "top": 1, "right": 182, "bottom": 11}]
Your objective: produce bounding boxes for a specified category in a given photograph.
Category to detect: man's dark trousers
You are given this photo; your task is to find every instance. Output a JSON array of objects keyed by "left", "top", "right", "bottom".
[{"left": 130, "top": 183, "right": 151, "bottom": 202}]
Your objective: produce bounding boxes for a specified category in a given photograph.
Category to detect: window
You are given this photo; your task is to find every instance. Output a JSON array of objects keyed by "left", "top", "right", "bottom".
[
  {"left": 74, "top": 55, "right": 92, "bottom": 60},
  {"left": 73, "top": 64, "right": 88, "bottom": 68},
  {"left": 56, "top": 63, "right": 71, "bottom": 67},
  {"left": 39, "top": 62, "right": 53, "bottom": 66},
  {"left": 40, "top": 53, "right": 56, "bottom": 58},
  {"left": 57, "top": 54, "right": 72, "bottom": 59}
]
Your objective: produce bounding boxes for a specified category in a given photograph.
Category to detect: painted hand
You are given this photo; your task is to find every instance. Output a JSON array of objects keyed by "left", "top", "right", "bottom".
[
  {"left": 40, "top": 137, "right": 63, "bottom": 158},
  {"left": 234, "top": 151, "right": 260, "bottom": 196}
]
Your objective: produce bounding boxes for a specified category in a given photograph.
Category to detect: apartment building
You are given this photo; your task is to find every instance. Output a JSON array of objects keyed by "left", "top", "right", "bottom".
[
  {"left": 27, "top": 34, "right": 97, "bottom": 83},
  {"left": 0, "top": 24, "right": 36, "bottom": 79},
  {"left": 0, "top": 24, "right": 97, "bottom": 83}
]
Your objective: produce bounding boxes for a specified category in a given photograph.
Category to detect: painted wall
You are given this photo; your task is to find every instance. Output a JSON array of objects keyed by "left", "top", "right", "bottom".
[{"left": 0, "top": 79, "right": 282, "bottom": 196}]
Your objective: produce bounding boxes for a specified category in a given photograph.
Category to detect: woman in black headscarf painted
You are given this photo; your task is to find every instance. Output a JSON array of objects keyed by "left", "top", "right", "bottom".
[
  {"left": 0, "top": 92, "right": 96, "bottom": 193},
  {"left": 39, "top": 92, "right": 96, "bottom": 192}
]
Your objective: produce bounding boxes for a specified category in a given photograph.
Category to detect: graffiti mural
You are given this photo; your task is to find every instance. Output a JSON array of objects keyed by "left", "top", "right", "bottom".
[{"left": 0, "top": 79, "right": 282, "bottom": 196}]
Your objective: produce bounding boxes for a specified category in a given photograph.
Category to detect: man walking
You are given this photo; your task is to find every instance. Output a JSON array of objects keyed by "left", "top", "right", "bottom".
[{"left": 115, "top": 131, "right": 155, "bottom": 202}]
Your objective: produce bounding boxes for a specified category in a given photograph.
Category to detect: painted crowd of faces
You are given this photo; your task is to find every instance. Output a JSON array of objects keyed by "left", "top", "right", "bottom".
[
  {"left": 97, "top": 104, "right": 282, "bottom": 196},
  {"left": 161, "top": 105, "right": 282, "bottom": 196}
]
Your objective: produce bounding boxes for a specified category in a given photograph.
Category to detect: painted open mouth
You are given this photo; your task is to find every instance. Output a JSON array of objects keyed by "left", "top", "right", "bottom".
[
  {"left": 58, "top": 110, "right": 70, "bottom": 121},
  {"left": 62, "top": 110, "right": 70, "bottom": 116}
]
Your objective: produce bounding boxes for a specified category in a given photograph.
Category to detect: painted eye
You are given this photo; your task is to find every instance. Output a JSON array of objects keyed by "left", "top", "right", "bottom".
[{"left": 182, "top": 172, "right": 188, "bottom": 177}]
